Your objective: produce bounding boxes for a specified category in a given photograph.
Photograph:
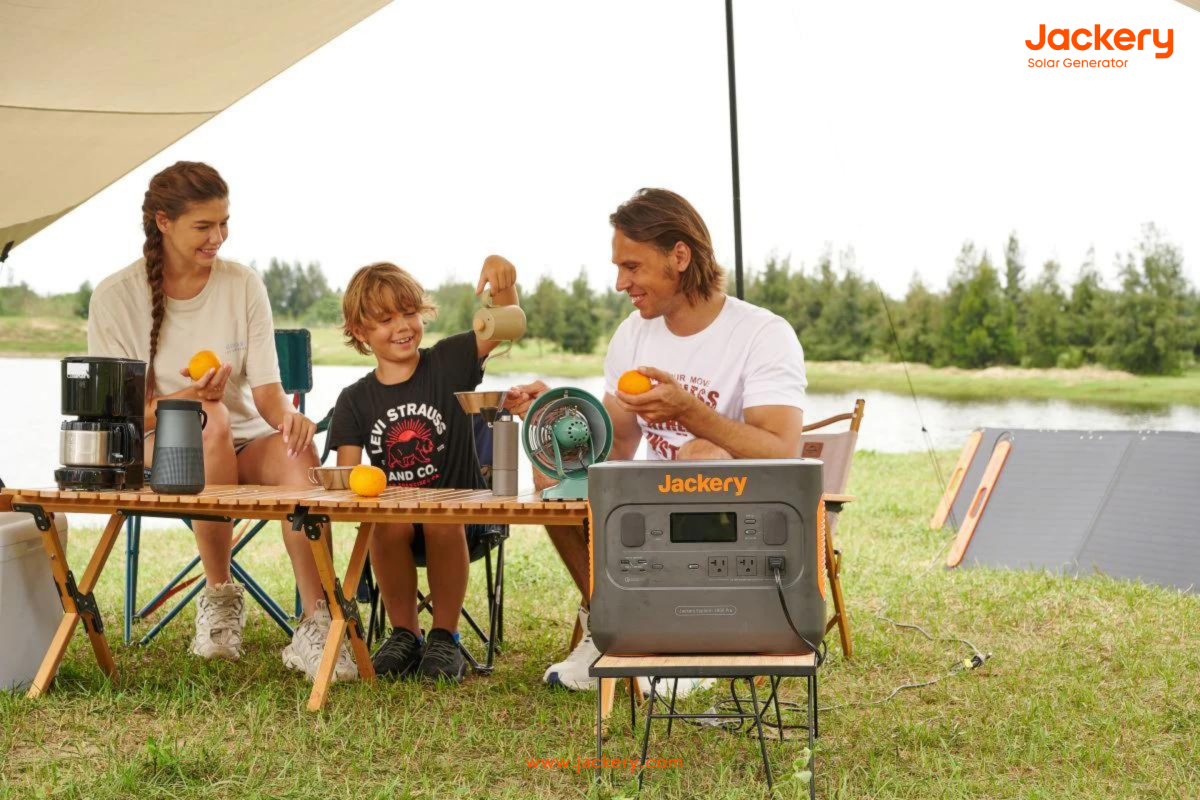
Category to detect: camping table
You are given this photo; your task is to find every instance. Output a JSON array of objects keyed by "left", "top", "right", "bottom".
[
  {"left": 590, "top": 653, "right": 819, "bottom": 797},
  {"left": 0, "top": 484, "right": 587, "bottom": 711}
]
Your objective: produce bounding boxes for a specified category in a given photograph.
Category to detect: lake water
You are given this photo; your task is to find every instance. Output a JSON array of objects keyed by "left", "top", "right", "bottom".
[{"left": 6, "top": 356, "right": 1200, "bottom": 495}]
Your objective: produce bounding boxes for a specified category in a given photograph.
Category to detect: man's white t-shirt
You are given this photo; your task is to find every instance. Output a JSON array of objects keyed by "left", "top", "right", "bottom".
[
  {"left": 603, "top": 295, "right": 807, "bottom": 460},
  {"left": 88, "top": 258, "right": 281, "bottom": 443}
]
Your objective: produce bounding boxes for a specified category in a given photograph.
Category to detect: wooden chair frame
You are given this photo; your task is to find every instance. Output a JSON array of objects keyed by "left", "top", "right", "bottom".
[{"left": 800, "top": 398, "right": 864, "bottom": 658}]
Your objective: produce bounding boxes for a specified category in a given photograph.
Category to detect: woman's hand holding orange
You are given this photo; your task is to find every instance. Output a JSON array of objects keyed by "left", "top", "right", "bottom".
[{"left": 179, "top": 362, "right": 234, "bottom": 402}]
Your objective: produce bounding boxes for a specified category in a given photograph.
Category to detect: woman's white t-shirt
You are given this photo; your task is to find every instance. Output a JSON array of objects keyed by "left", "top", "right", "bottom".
[
  {"left": 603, "top": 295, "right": 807, "bottom": 460},
  {"left": 87, "top": 258, "right": 280, "bottom": 443}
]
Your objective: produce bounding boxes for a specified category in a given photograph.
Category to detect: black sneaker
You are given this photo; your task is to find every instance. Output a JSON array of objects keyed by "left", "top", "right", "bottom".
[
  {"left": 418, "top": 628, "right": 467, "bottom": 683},
  {"left": 372, "top": 628, "right": 424, "bottom": 679}
]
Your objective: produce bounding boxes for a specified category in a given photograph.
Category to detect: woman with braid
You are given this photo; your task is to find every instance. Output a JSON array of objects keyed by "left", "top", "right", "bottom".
[{"left": 87, "top": 161, "right": 356, "bottom": 682}]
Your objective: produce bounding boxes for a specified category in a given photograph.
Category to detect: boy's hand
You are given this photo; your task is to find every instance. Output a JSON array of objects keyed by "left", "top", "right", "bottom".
[
  {"left": 504, "top": 380, "right": 550, "bottom": 419},
  {"left": 476, "top": 255, "right": 517, "bottom": 297}
]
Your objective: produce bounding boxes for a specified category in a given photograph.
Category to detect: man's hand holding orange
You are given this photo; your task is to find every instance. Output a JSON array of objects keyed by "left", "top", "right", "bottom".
[{"left": 614, "top": 366, "right": 699, "bottom": 425}]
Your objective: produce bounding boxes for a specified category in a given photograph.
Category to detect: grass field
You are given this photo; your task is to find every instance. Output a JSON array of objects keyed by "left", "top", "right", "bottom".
[
  {"left": 2, "top": 451, "right": 1197, "bottom": 799},
  {"left": 7, "top": 316, "right": 1200, "bottom": 406},
  {"left": 0, "top": 316, "right": 87, "bottom": 356}
]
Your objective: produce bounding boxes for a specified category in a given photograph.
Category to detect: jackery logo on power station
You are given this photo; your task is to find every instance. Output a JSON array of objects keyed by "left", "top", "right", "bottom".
[{"left": 657, "top": 473, "right": 748, "bottom": 497}]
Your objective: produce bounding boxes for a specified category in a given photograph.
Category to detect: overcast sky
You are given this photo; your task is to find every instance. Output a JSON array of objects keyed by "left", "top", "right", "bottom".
[{"left": 9, "top": 0, "right": 1200, "bottom": 299}]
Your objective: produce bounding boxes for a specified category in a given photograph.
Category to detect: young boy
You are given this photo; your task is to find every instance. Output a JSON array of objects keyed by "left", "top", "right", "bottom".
[{"left": 328, "top": 257, "right": 519, "bottom": 682}]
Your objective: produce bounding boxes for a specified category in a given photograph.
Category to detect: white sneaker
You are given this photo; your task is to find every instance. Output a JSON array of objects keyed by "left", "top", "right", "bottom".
[
  {"left": 191, "top": 582, "right": 246, "bottom": 661},
  {"left": 544, "top": 606, "right": 599, "bottom": 691},
  {"left": 281, "top": 600, "right": 358, "bottom": 682},
  {"left": 636, "top": 676, "right": 714, "bottom": 700}
]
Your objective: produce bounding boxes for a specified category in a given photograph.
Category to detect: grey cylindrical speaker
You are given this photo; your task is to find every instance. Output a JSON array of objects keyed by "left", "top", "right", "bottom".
[
  {"left": 492, "top": 419, "right": 519, "bottom": 497},
  {"left": 150, "top": 399, "right": 207, "bottom": 494}
]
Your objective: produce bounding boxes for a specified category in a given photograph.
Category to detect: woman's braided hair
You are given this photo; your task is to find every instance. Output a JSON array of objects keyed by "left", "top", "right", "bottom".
[{"left": 140, "top": 161, "right": 228, "bottom": 395}]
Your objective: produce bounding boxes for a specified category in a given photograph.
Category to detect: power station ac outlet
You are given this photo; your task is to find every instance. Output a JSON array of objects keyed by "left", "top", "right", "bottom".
[
  {"left": 736, "top": 556, "right": 758, "bottom": 577},
  {"left": 708, "top": 556, "right": 728, "bottom": 577}
]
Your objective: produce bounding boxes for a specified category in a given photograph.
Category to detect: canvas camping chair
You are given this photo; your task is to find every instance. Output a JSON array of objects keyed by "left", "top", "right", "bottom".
[
  {"left": 318, "top": 415, "right": 508, "bottom": 674},
  {"left": 800, "top": 397, "right": 865, "bottom": 658},
  {"left": 123, "top": 329, "right": 321, "bottom": 645}
]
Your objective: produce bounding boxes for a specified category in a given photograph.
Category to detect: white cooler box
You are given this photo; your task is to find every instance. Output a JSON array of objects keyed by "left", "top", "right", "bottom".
[{"left": 1, "top": 511, "right": 68, "bottom": 692}]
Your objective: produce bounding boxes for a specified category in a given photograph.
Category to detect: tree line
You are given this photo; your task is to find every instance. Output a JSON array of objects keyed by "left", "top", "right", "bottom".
[
  {"left": 745, "top": 224, "right": 1195, "bottom": 375},
  {"left": 426, "top": 225, "right": 1197, "bottom": 375},
  {"left": 6, "top": 224, "right": 1195, "bottom": 375}
]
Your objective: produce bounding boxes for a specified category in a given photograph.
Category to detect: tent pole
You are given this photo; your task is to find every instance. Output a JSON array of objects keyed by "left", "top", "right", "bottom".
[{"left": 725, "top": 0, "right": 744, "bottom": 301}]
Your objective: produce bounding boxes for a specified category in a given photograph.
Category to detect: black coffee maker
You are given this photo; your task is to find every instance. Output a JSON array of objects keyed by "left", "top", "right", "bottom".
[{"left": 56, "top": 356, "right": 147, "bottom": 491}]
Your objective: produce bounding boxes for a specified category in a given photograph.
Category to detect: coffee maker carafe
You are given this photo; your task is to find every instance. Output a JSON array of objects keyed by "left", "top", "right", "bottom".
[{"left": 55, "top": 356, "right": 146, "bottom": 491}]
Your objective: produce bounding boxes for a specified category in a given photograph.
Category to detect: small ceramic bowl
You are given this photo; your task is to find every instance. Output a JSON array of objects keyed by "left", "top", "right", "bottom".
[{"left": 307, "top": 466, "right": 354, "bottom": 490}]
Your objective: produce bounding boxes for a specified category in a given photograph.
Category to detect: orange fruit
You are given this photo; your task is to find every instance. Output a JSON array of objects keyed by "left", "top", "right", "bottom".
[
  {"left": 618, "top": 370, "right": 653, "bottom": 395},
  {"left": 349, "top": 465, "right": 387, "bottom": 497},
  {"left": 187, "top": 350, "right": 222, "bottom": 381}
]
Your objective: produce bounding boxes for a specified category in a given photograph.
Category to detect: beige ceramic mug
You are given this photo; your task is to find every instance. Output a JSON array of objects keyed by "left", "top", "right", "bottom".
[
  {"left": 473, "top": 291, "right": 526, "bottom": 363},
  {"left": 473, "top": 304, "right": 527, "bottom": 341}
]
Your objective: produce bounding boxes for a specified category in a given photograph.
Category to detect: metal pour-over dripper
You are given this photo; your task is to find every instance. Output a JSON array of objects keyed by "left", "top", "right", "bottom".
[
  {"left": 454, "top": 391, "right": 517, "bottom": 496},
  {"left": 455, "top": 390, "right": 505, "bottom": 422}
]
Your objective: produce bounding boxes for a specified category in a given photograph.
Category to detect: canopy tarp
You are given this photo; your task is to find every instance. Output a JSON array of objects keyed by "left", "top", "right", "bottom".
[{"left": 0, "top": 0, "right": 390, "bottom": 257}]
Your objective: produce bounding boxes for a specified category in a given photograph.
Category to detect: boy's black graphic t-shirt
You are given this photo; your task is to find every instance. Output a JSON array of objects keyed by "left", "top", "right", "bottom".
[{"left": 328, "top": 332, "right": 485, "bottom": 489}]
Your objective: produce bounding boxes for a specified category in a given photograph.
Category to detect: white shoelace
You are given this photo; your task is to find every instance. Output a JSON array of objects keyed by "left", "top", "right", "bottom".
[{"left": 202, "top": 593, "right": 244, "bottom": 644}]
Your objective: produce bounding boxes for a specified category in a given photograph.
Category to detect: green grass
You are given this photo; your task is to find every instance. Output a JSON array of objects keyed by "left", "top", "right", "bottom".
[
  {"left": 807, "top": 361, "right": 1200, "bottom": 409},
  {"left": 2, "top": 452, "right": 1197, "bottom": 798},
  {"left": 0, "top": 316, "right": 86, "bottom": 355}
]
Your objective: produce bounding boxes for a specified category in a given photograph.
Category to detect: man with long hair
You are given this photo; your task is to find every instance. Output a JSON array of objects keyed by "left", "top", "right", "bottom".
[{"left": 508, "top": 188, "right": 808, "bottom": 692}]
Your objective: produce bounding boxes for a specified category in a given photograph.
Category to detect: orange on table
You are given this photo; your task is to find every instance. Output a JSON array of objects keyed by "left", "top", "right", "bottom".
[
  {"left": 617, "top": 370, "right": 653, "bottom": 395},
  {"left": 187, "top": 350, "right": 222, "bottom": 381},
  {"left": 349, "top": 465, "right": 387, "bottom": 497}
]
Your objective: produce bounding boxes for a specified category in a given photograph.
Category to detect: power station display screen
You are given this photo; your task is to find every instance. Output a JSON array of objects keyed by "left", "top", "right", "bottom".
[{"left": 670, "top": 512, "right": 738, "bottom": 543}]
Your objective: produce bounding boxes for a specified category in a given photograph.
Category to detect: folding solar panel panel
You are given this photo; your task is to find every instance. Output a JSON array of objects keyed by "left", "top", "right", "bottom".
[
  {"left": 1076, "top": 432, "right": 1200, "bottom": 592},
  {"left": 945, "top": 429, "right": 1200, "bottom": 593},
  {"left": 943, "top": 428, "right": 1020, "bottom": 531},
  {"left": 956, "top": 431, "right": 1136, "bottom": 571}
]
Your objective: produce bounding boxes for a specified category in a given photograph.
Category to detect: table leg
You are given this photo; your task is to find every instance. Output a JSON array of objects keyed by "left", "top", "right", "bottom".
[
  {"left": 306, "top": 521, "right": 376, "bottom": 711},
  {"left": 808, "top": 674, "right": 817, "bottom": 800},
  {"left": 28, "top": 513, "right": 123, "bottom": 698},
  {"left": 29, "top": 613, "right": 79, "bottom": 699},
  {"left": 747, "top": 676, "right": 774, "bottom": 790},
  {"left": 772, "top": 676, "right": 785, "bottom": 742},
  {"left": 636, "top": 677, "right": 658, "bottom": 792},
  {"left": 594, "top": 677, "right": 603, "bottom": 785}
]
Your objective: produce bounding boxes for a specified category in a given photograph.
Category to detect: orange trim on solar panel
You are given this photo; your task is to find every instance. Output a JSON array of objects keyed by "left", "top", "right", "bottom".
[
  {"left": 946, "top": 440, "right": 1012, "bottom": 568},
  {"left": 931, "top": 430, "right": 983, "bottom": 529}
]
